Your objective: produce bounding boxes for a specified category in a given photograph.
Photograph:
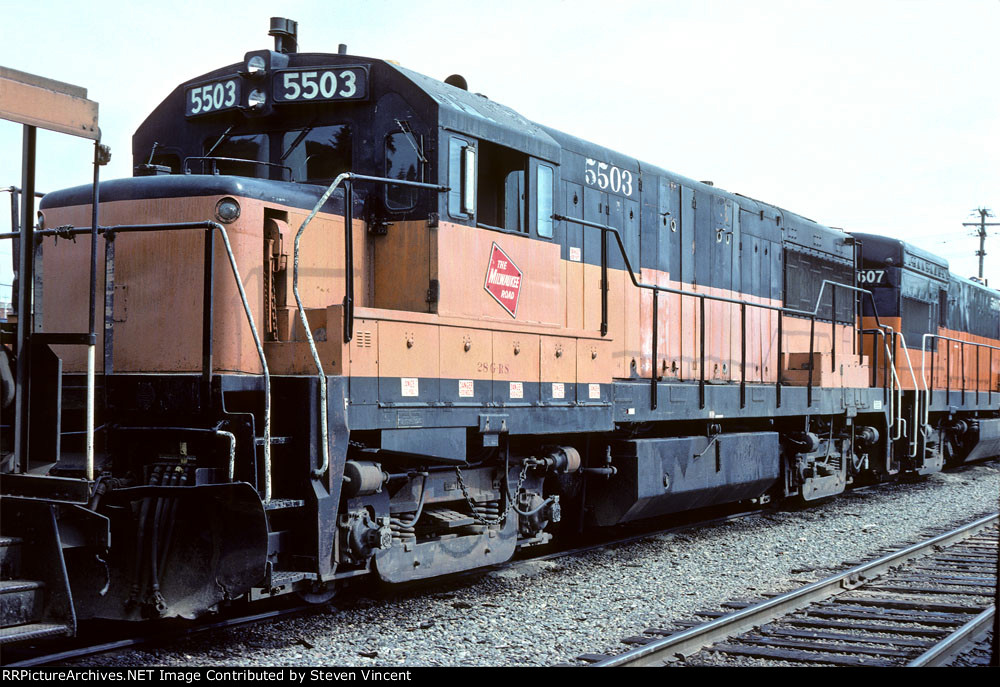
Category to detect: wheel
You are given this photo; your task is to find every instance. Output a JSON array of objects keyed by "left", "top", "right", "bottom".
[{"left": 297, "top": 581, "right": 337, "bottom": 605}]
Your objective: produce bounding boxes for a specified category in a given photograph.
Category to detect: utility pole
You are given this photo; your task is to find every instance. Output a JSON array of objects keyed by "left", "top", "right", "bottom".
[{"left": 962, "top": 207, "right": 998, "bottom": 281}]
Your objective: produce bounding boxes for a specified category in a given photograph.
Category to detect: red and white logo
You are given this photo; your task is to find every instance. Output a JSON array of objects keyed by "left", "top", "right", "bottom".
[{"left": 483, "top": 243, "right": 522, "bottom": 318}]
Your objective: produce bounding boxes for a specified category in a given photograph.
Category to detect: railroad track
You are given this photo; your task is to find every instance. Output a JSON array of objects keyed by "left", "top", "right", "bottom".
[
  {"left": 585, "top": 512, "right": 999, "bottom": 667},
  {"left": 8, "top": 500, "right": 996, "bottom": 667},
  {"left": 0, "top": 603, "right": 322, "bottom": 668},
  {"left": 2, "top": 503, "right": 765, "bottom": 667}
]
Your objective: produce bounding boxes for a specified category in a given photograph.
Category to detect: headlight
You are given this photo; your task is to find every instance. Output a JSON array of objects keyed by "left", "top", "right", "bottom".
[
  {"left": 215, "top": 197, "right": 241, "bottom": 223},
  {"left": 247, "top": 89, "right": 267, "bottom": 110},
  {"left": 246, "top": 55, "right": 266, "bottom": 75}
]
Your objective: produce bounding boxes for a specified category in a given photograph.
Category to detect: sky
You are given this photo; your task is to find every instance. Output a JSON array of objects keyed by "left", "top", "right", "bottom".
[{"left": 2, "top": 0, "right": 998, "bottom": 300}]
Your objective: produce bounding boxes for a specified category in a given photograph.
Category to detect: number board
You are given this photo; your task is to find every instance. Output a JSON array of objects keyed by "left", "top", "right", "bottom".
[
  {"left": 857, "top": 269, "right": 887, "bottom": 286},
  {"left": 272, "top": 66, "right": 369, "bottom": 104},
  {"left": 584, "top": 158, "right": 635, "bottom": 197},
  {"left": 185, "top": 77, "right": 241, "bottom": 117}
]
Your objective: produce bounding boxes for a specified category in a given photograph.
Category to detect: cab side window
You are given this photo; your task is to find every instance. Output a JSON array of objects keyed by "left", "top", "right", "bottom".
[
  {"left": 536, "top": 164, "right": 553, "bottom": 238},
  {"left": 448, "top": 137, "right": 553, "bottom": 238},
  {"left": 476, "top": 140, "right": 526, "bottom": 233},
  {"left": 448, "top": 136, "right": 474, "bottom": 218}
]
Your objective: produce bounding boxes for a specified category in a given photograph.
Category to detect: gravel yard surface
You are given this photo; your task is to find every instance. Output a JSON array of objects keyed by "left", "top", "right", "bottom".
[
  {"left": 946, "top": 629, "right": 995, "bottom": 667},
  {"left": 70, "top": 461, "right": 999, "bottom": 667}
]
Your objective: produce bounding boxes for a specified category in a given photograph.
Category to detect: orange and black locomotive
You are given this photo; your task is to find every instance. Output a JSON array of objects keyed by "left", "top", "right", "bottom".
[{"left": 1, "top": 18, "right": 997, "bottom": 644}]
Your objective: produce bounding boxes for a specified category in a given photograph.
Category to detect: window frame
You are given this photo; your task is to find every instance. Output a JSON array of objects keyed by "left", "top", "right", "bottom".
[
  {"left": 281, "top": 124, "right": 353, "bottom": 185},
  {"left": 384, "top": 130, "right": 422, "bottom": 211},
  {"left": 448, "top": 135, "right": 475, "bottom": 220},
  {"left": 536, "top": 162, "right": 554, "bottom": 239}
]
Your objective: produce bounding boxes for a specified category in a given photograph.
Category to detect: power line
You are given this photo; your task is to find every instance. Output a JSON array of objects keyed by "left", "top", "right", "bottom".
[{"left": 961, "top": 207, "right": 999, "bottom": 281}]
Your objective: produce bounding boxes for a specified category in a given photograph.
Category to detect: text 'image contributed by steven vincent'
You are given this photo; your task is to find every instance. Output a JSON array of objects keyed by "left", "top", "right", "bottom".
[{"left": 3, "top": 669, "right": 415, "bottom": 684}]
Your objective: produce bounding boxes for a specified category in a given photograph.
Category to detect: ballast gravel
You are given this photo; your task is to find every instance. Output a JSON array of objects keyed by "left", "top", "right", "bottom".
[{"left": 69, "top": 461, "right": 999, "bottom": 667}]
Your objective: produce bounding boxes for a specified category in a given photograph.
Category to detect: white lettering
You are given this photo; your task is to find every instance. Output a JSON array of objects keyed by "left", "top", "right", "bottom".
[{"left": 487, "top": 269, "right": 522, "bottom": 289}]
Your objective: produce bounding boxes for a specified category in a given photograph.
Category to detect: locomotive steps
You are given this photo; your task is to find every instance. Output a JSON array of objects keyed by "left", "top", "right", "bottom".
[{"left": 0, "top": 536, "right": 73, "bottom": 646}]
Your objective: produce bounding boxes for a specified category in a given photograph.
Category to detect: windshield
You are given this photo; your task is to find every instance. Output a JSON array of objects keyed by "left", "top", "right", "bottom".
[
  {"left": 280, "top": 125, "right": 352, "bottom": 181},
  {"left": 194, "top": 124, "right": 352, "bottom": 183}
]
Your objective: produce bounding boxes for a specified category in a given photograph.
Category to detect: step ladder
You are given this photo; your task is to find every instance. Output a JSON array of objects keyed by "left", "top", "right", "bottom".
[{"left": 0, "top": 535, "right": 72, "bottom": 646}]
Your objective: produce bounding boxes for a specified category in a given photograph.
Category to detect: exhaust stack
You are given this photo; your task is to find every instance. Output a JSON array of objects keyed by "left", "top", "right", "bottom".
[{"left": 269, "top": 17, "right": 298, "bottom": 54}]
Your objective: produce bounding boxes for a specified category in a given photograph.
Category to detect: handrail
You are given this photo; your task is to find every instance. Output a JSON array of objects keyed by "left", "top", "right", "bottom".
[
  {"left": 2, "top": 220, "right": 271, "bottom": 500},
  {"left": 6, "top": 86, "right": 98, "bottom": 499},
  {"left": 553, "top": 214, "right": 883, "bottom": 322},
  {"left": 9, "top": 171, "right": 448, "bottom": 501},
  {"left": 292, "top": 172, "right": 449, "bottom": 482},
  {"left": 877, "top": 329, "right": 900, "bottom": 473},
  {"left": 553, "top": 213, "right": 885, "bottom": 410},
  {"left": 182, "top": 156, "right": 293, "bottom": 181},
  {"left": 115, "top": 425, "right": 236, "bottom": 481},
  {"left": 921, "top": 333, "right": 1000, "bottom": 426},
  {"left": 878, "top": 325, "right": 907, "bottom": 443},
  {"left": 892, "top": 332, "right": 924, "bottom": 458},
  {"left": 85, "top": 142, "right": 102, "bottom": 481},
  {"left": 859, "top": 325, "right": 922, "bottom": 460},
  {"left": 861, "top": 328, "right": 898, "bottom": 441}
]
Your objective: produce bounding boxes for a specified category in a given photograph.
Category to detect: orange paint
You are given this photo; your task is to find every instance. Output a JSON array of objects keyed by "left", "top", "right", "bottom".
[{"left": 41, "top": 194, "right": 896, "bottom": 394}]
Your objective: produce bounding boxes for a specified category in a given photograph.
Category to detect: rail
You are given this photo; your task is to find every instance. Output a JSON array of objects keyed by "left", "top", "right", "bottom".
[
  {"left": 860, "top": 327, "right": 902, "bottom": 472},
  {"left": 182, "top": 156, "right": 293, "bottom": 181},
  {"left": 860, "top": 328, "right": 894, "bottom": 419},
  {"left": 552, "top": 214, "right": 888, "bottom": 411},
  {"left": 593, "top": 512, "right": 999, "bottom": 667},
  {"left": 892, "top": 332, "right": 924, "bottom": 458},
  {"left": 906, "top": 606, "right": 996, "bottom": 667},
  {"left": 0, "top": 220, "right": 270, "bottom": 499},
  {"left": 3, "top": 186, "right": 45, "bottom": 237},
  {"left": 3, "top": 133, "right": 103, "bottom": 481},
  {"left": 292, "top": 172, "right": 449, "bottom": 481},
  {"left": 862, "top": 325, "right": 918, "bottom": 450},
  {"left": 3, "top": 71, "right": 101, "bottom": 511},
  {"left": 921, "top": 334, "right": 1000, "bottom": 425},
  {"left": 114, "top": 426, "right": 237, "bottom": 480}
]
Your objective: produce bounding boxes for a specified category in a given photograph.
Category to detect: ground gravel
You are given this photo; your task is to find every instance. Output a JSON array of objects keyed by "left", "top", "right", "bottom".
[
  {"left": 69, "top": 461, "right": 999, "bottom": 667},
  {"left": 946, "top": 629, "right": 995, "bottom": 667}
]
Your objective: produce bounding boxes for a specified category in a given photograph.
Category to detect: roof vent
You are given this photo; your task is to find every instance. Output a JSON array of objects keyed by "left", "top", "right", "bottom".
[
  {"left": 445, "top": 74, "right": 468, "bottom": 91},
  {"left": 269, "top": 17, "right": 298, "bottom": 54}
]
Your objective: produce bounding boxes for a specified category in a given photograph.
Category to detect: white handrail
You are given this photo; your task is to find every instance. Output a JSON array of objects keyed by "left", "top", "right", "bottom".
[
  {"left": 878, "top": 325, "right": 906, "bottom": 441},
  {"left": 291, "top": 172, "right": 353, "bottom": 482},
  {"left": 892, "top": 332, "right": 924, "bottom": 459}
]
